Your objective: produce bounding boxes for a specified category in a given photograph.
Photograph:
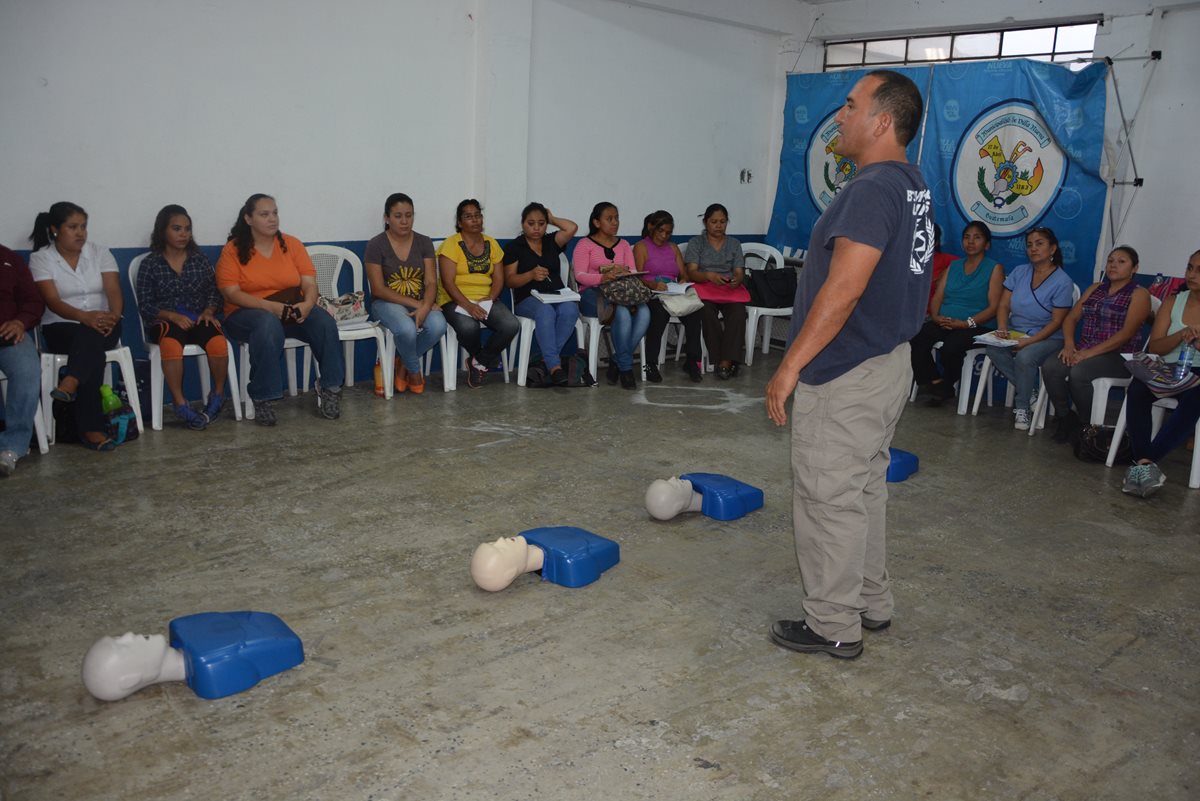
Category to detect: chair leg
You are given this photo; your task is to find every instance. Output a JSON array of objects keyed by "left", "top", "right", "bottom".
[
  {"left": 744, "top": 312, "right": 758, "bottom": 366},
  {"left": 113, "top": 349, "right": 144, "bottom": 436},
  {"left": 971, "top": 356, "right": 992, "bottom": 415},
  {"left": 762, "top": 317, "right": 774, "bottom": 354},
  {"left": 442, "top": 329, "right": 458, "bottom": 391},
  {"left": 586, "top": 321, "right": 601, "bottom": 379},
  {"left": 240, "top": 344, "right": 255, "bottom": 420},
  {"left": 1106, "top": 398, "right": 1128, "bottom": 467},
  {"left": 224, "top": 341, "right": 243, "bottom": 421},
  {"left": 32, "top": 397, "right": 49, "bottom": 454},
  {"left": 1190, "top": 418, "right": 1200, "bottom": 489},
  {"left": 516, "top": 321, "right": 534, "bottom": 387},
  {"left": 150, "top": 347, "right": 164, "bottom": 431},
  {"left": 1028, "top": 373, "right": 1048, "bottom": 437}
]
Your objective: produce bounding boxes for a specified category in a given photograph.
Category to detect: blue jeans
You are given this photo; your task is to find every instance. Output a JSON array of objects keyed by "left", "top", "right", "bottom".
[
  {"left": 985, "top": 338, "right": 1062, "bottom": 411},
  {"left": 0, "top": 336, "right": 41, "bottom": 457},
  {"left": 516, "top": 296, "right": 579, "bottom": 370},
  {"left": 579, "top": 288, "right": 650, "bottom": 371},
  {"left": 224, "top": 307, "right": 345, "bottom": 402},
  {"left": 371, "top": 302, "right": 447, "bottom": 373}
]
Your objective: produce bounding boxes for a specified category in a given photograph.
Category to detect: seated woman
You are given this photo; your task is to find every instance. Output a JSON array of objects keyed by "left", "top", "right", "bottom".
[
  {"left": 437, "top": 199, "right": 520, "bottom": 388},
  {"left": 1042, "top": 245, "right": 1151, "bottom": 441},
  {"left": 364, "top": 193, "right": 447, "bottom": 395},
  {"left": 573, "top": 202, "right": 650, "bottom": 389},
  {"left": 0, "top": 243, "right": 45, "bottom": 475},
  {"left": 684, "top": 203, "right": 748, "bottom": 380},
  {"left": 635, "top": 210, "right": 703, "bottom": 383},
  {"left": 215, "top": 193, "right": 344, "bottom": 425},
  {"left": 1121, "top": 249, "right": 1200, "bottom": 498},
  {"left": 986, "top": 226, "right": 1076, "bottom": 430},
  {"left": 29, "top": 202, "right": 123, "bottom": 451},
  {"left": 135, "top": 204, "right": 230, "bottom": 430},
  {"left": 503, "top": 203, "right": 579, "bottom": 386},
  {"left": 911, "top": 221, "right": 1004, "bottom": 407}
]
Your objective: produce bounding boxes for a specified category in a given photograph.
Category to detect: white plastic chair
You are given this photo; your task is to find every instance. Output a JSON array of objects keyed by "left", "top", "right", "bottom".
[
  {"left": 0, "top": 368, "right": 49, "bottom": 455},
  {"left": 39, "top": 332, "right": 144, "bottom": 445},
  {"left": 307, "top": 245, "right": 390, "bottom": 397},
  {"left": 741, "top": 243, "right": 792, "bottom": 366},
  {"left": 512, "top": 255, "right": 587, "bottom": 387},
  {"left": 911, "top": 344, "right": 988, "bottom": 416},
  {"left": 1106, "top": 394, "right": 1200, "bottom": 489},
  {"left": 128, "top": 253, "right": 242, "bottom": 429}
]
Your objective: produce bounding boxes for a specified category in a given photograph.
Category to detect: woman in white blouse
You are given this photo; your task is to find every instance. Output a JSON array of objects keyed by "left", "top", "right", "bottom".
[{"left": 29, "top": 202, "right": 124, "bottom": 450}]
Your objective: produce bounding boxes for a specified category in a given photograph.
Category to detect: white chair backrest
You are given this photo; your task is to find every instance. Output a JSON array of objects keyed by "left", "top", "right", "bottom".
[
  {"left": 560, "top": 253, "right": 575, "bottom": 290},
  {"left": 1149, "top": 293, "right": 1162, "bottom": 316},
  {"left": 126, "top": 252, "right": 150, "bottom": 348},
  {"left": 741, "top": 242, "right": 785, "bottom": 271},
  {"left": 306, "top": 245, "right": 362, "bottom": 298}
]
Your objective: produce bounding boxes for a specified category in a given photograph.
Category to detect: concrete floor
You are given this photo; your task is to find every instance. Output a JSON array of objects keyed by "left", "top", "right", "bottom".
[{"left": 1, "top": 351, "right": 1197, "bottom": 801}]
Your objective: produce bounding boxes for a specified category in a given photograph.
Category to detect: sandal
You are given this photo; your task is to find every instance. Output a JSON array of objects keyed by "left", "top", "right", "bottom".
[
  {"left": 50, "top": 387, "right": 77, "bottom": 403},
  {"left": 82, "top": 436, "right": 118, "bottom": 452},
  {"left": 408, "top": 369, "right": 425, "bottom": 394}
]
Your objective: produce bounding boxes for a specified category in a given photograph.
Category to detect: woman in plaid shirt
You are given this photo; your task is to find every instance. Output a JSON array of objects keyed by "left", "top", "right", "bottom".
[{"left": 135, "top": 204, "right": 229, "bottom": 429}]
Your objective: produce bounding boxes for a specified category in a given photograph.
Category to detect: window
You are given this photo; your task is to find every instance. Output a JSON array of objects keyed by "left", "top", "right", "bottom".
[{"left": 822, "top": 21, "right": 1099, "bottom": 72}]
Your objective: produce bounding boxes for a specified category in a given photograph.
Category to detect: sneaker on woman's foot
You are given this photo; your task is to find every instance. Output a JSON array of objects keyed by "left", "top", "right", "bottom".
[
  {"left": 254, "top": 399, "right": 277, "bottom": 426},
  {"left": 174, "top": 402, "right": 208, "bottom": 431},
  {"left": 643, "top": 363, "right": 662, "bottom": 383},
  {"left": 316, "top": 381, "right": 342, "bottom": 420},
  {"left": 467, "top": 359, "right": 488, "bottom": 389},
  {"left": 619, "top": 370, "right": 637, "bottom": 390},
  {"left": 204, "top": 393, "right": 224, "bottom": 423},
  {"left": 605, "top": 361, "right": 619, "bottom": 386},
  {"left": 684, "top": 360, "right": 703, "bottom": 383},
  {"left": 1013, "top": 409, "right": 1032, "bottom": 430}
]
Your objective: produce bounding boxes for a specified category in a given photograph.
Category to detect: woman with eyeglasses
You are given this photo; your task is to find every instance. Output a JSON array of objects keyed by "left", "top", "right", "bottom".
[
  {"left": 985, "top": 226, "right": 1076, "bottom": 430},
  {"left": 437, "top": 199, "right": 519, "bottom": 388},
  {"left": 573, "top": 202, "right": 650, "bottom": 389}
]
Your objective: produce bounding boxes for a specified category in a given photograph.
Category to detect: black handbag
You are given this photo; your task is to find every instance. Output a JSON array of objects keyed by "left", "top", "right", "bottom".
[{"left": 745, "top": 267, "right": 797, "bottom": 308}]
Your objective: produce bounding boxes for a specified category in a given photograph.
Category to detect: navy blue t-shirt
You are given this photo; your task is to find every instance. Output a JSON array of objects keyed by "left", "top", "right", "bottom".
[{"left": 788, "top": 160, "right": 934, "bottom": 384}]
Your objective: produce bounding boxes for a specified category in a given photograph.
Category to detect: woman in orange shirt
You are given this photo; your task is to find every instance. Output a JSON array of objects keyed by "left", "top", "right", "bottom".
[{"left": 216, "top": 193, "right": 345, "bottom": 426}]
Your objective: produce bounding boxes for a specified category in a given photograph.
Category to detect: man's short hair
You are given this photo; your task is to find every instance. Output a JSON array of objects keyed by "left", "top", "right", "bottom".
[{"left": 865, "top": 69, "right": 924, "bottom": 146}]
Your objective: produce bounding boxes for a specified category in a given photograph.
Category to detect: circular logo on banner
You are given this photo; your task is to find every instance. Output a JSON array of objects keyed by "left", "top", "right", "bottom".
[
  {"left": 807, "top": 111, "right": 857, "bottom": 213},
  {"left": 952, "top": 100, "right": 1067, "bottom": 237}
]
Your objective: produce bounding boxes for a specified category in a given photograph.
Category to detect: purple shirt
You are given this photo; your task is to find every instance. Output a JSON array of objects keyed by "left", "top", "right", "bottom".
[
  {"left": 638, "top": 238, "right": 678, "bottom": 281},
  {"left": 1078, "top": 279, "right": 1139, "bottom": 352}
]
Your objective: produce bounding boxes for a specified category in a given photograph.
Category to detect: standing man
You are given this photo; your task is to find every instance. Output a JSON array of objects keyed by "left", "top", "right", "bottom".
[{"left": 765, "top": 70, "right": 933, "bottom": 659}]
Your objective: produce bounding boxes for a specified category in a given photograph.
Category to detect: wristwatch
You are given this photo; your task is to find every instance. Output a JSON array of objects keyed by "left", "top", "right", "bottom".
[{"left": 966, "top": 316, "right": 977, "bottom": 328}]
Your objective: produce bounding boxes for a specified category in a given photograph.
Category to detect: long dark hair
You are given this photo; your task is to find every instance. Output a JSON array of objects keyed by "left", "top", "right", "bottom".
[
  {"left": 29, "top": 201, "right": 87, "bottom": 251},
  {"left": 642, "top": 210, "right": 674, "bottom": 239},
  {"left": 588, "top": 202, "right": 617, "bottom": 235},
  {"left": 455, "top": 198, "right": 482, "bottom": 233},
  {"left": 150, "top": 204, "right": 200, "bottom": 255},
  {"left": 228, "top": 193, "right": 286, "bottom": 266},
  {"left": 1026, "top": 226, "right": 1063, "bottom": 267}
]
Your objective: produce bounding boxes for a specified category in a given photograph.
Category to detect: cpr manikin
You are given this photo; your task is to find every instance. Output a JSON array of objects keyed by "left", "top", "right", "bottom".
[
  {"left": 82, "top": 632, "right": 186, "bottom": 701},
  {"left": 645, "top": 473, "right": 764, "bottom": 521},
  {"left": 470, "top": 527, "right": 620, "bottom": 591},
  {"left": 82, "top": 611, "right": 304, "bottom": 701}
]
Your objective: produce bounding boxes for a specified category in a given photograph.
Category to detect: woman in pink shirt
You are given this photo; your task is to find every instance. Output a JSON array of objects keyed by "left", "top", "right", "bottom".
[{"left": 573, "top": 202, "right": 650, "bottom": 389}]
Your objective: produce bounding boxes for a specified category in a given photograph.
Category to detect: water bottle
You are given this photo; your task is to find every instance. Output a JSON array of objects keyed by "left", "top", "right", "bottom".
[
  {"left": 99, "top": 384, "right": 122, "bottom": 413},
  {"left": 1174, "top": 342, "right": 1196, "bottom": 381}
]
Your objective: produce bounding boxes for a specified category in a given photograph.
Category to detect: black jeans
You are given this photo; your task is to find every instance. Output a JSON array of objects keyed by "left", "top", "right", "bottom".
[
  {"left": 645, "top": 299, "right": 702, "bottom": 364},
  {"left": 42, "top": 322, "right": 122, "bottom": 435},
  {"left": 909, "top": 321, "right": 989, "bottom": 393},
  {"left": 442, "top": 301, "right": 520, "bottom": 369}
]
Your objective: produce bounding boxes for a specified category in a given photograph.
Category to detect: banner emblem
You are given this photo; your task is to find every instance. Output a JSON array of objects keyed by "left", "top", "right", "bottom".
[
  {"left": 808, "top": 112, "right": 858, "bottom": 212},
  {"left": 953, "top": 100, "right": 1066, "bottom": 235}
]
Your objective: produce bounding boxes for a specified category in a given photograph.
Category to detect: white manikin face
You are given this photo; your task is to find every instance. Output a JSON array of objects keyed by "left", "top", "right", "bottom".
[
  {"left": 81, "top": 632, "right": 171, "bottom": 701},
  {"left": 644, "top": 477, "right": 697, "bottom": 520},
  {"left": 470, "top": 536, "right": 539, "bottom": 592}
]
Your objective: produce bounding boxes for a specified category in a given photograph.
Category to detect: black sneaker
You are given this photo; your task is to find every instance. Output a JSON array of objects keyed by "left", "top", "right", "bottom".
[
  {"left": 861, "top": 615, "right": 891, "bottom": 631},
  {"left": 254, "top": 399, "right": 278, "bottom": 427},
  {"left": 316, "top": 382, "right": 342, "bottom": 420},
  {"left": 684, "top": 360, "right": 703, "bottom": 383},
  {"left": 769, "top": 619, "right": 862, "bottom": 659},
  {"left": 619, "top": 370, "right": 637, "bottom": 390},
  {"left": 606, "top": 361, "right": 619, "bottom": 386},
  {"left": 644, "top": 363, "right": 662, "bottom": 383},
  {"left": 1051, "top": 412, "right": 1079, "bottom": 444}
]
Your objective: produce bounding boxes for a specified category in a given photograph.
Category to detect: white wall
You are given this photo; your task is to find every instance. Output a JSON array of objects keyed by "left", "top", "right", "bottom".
[
  {"left": 526, "top": 0, "right": 781, "bottom": 237},
  {"left": 0, "top": 0, "right": 477, "bottom": 249}
]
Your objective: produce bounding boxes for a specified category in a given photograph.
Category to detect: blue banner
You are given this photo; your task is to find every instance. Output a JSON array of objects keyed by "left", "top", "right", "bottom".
[
  {"left": 767, "top": 67, "right": 930, "bottom": 255},
  {"left": 768, "top": 61, "right": 1108, "bottom": 290},
  {"left": 924, "top": 61, "right": 1107, "bottom": 289}
]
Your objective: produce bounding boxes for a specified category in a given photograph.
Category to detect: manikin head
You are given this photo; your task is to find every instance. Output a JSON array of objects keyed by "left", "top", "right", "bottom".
[
  {"left": 81, "top": 632, "right": 182, "bottom": 701},
  {"left": 470, "top": 535, "right": 545, "bottom": 592},
  {"left": 645, "top": 477, "right": 703, "bottom": 520}
]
